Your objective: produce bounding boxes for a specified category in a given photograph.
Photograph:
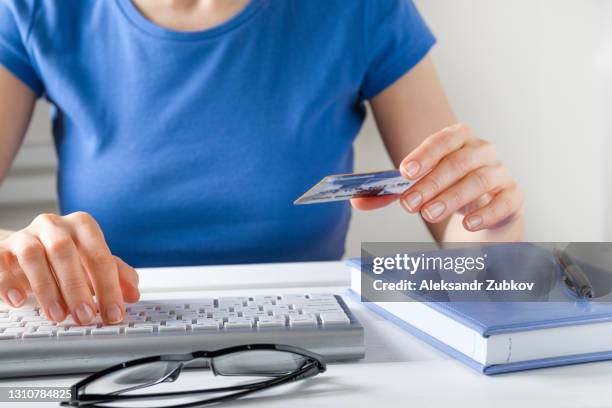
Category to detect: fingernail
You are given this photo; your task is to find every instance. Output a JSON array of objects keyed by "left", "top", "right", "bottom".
[
  {"left": 402, "top": 161, "right": 420, "bottom": 178},
  {"left": 7, "top": 289, "right": 24, "bottom": 307},
  {"left": 49, "top": 301, "right": 66, "bottom": 322},
  {"left": 466, "top": 215, "right": 483, "bottom": 230},
  {"left": 401, "top": 192, "right": 423, "bottom": 211},
  {"left": 75, "top": 303, "right": 95, "bottom": 324},
  {"left": 424, "top": 202, "right": 446, "bottom": 220},
  {"left": 106, "top": 303, "right": 123, "bottom": 324}
]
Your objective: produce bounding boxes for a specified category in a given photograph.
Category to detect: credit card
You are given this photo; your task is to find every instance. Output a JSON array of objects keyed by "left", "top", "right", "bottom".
[{"left": 294, "top": 170, "right": 415, "bottom": 205}]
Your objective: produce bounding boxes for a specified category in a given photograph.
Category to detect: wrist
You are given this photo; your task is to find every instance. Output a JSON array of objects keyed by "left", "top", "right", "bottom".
[{"left": 0, "top": 229, "right": 15, "bottom": 240}]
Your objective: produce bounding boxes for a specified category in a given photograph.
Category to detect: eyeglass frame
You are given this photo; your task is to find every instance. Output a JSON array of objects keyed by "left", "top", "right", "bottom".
[{"left": 60, "top": 343, "right": 327, "bottom": 408}]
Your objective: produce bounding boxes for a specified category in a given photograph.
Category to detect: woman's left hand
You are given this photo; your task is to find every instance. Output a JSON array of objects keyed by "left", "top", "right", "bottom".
[{"left": 351, "top": 123, "right": 523, "bottom": 231}]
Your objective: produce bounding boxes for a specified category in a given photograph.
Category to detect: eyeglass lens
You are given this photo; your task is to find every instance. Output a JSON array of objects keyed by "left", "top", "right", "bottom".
[{"left": 82, "top": 350, "right": 311, "bottom": 397}]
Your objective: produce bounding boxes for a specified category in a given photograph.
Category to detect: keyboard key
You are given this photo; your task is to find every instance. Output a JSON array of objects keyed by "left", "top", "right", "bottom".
[
  {"left": 125, "top": 327, "right": 153, "bottom": 335},
  {"left": 188, "top": 302, "right": 215, "bottom": 311},
  {"left": 61, "top": 327, "right": 89, "bottom": 336},
  {"left": 211, "top": 312, "right": 236, "bottom": 320},
  {"left": 283, "top": 310, "right": 300, "bottom": 316},
  {"left": 91, "top": 327, "right": 122, "bottom": 336},
  {"left": 192, "top": 322, "right": 221, "bottom": 331},
  {"left": 263, "top": 304, "right": 289, "bottom": 312},
  {"left": 166, "top": 320, "right": 192, "bottom": 325},
  {"left": 252, "top": 295, "right": 278, "bottom": 302},
  {"left": 133, "top": 323, "right": 158, "bottom": 330},
  {"left": 177, "top": 311, "right": 199, "bottom": 318},
  {"left": 74, "top": 325, "right": 97, "bottom": 331},
  {"left": 147, "top": 313, "right": 171, "bottom": 321},
  {"left": 218, "top": 297, "right": 248, "bottom": 307},
  {"left": 195, "top": 318, "right": 222, "bottom": 325},
  {"left": 257, "top": 316, "right": 286, "bottom": 329},
  {"left": 159, "top": 325, "right": 186, "bottom": 333},
  {"left": 224, "top": 319, "right": 253, "bottom": 330},
  {"left": 125, "top": 316, "right": 147, "bottom": 324},
  {"left": 281, "top": 294, "right": 308, "bottom": 300},
  {"left": 289, "top": 315, "right": 318, "bottom": 328},
  {"left": 301, "top": 306, "right": 344, "bottom": 315},
  {"left": 241, "top": 309, "right": 265, "bottom": 317},
  {"left": 304, "top": 298, "right": 340, "bottom": 305},
  {"left": 0, "top": 322, "right": 23, "bottom": 329},
  {"left": 320, "top": 313, "right": 350, "bottom": 326},
  {"left": 20, "top": 315, "right": 48, "bottom": 322},
  {"left": 4, "top": 327, "right": 29, "bottom": 334},
  {"left": 308, "top": 294, "right": 336, "bottom": 300},
  {"left": 157, "top": 305, "right": 187, "bottom": 314},
  {"left": 128, "top": 305, "right": 156, "bottom": 313},
  {"left": 188, "top": 299, "right": 215, "bottom": 306},
  {"left": 8, "top": 310, "right": 38, "bottom": 317},
  {"left": 24, "top": 321, "right": 55, "bottom": 328},
  {"left": 0, "top": 332, "right": 21, "bottom": 340},
  {"left": 36, "top": 326, "right": 59, "bottom": 334},
  {"left": 24, "top": 331, "right": 55, "bottom": 338}
]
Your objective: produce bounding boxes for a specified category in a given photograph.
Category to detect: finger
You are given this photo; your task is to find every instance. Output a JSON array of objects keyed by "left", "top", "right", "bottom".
[
  {"left": 64, "top": 212, "right": 124, "bottom": 324},
  {"left": 457, "top": 192, "right": 493, "bottom": 216},
  {"left": 1, "top": 242, "right": 34, "bottom": 294},
  {"left": 84, "top": 263, "right": 95, "bottom": 295},
  {"left": 419, "top": 165, "right": 512, "bottom": 223},
  {"left": 8, "top": 231, "right": 67, "bottom": 322},
  {"left": 399, "top": 123, "right": 474, "bottom": 180},
  {"left": 350, "top": 195, "right": 399, "bottom": 211},
  {"left": 115, "top": 256, "right": 140, "bottom": 303},
  {"left": 399, "top": 143, "right": 497, "bottom": 213},
  {"left": 462, "top": 184, "right": 523, "bottom": 231},
  {"left": 11, "top": 261, "right": 32, "bottom": 294},
  {"left": 0, "top": 249, "right": 26, "bottom": 307},
  {"left": 31, "top": 214, "right": 97, "bottom": 325}
]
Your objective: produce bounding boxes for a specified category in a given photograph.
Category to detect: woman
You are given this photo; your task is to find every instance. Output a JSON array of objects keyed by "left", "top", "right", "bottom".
[{"left": 0, "top": 0, "right": 523, "bottom": 326}]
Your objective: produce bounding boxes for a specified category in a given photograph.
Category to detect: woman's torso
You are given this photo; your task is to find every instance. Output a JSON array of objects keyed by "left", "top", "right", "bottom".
[{"left": 25, "top": 0, "right": 370, "bottom": 266}]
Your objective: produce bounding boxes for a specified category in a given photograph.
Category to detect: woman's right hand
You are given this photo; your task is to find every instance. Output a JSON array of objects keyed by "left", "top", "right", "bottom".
[{"left": 0, "top": 212, "right": 140, "bottom": 325}]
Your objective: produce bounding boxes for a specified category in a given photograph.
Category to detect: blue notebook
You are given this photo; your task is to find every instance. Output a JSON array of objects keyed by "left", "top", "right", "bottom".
[{"left": 347, "top": 247, "right": 612, "bottom": 375}]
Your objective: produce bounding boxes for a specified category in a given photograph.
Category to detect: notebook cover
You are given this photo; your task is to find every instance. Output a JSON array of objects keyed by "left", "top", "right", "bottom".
[{"left": 347, "top": 288, "right": 612, "bottom": 375}]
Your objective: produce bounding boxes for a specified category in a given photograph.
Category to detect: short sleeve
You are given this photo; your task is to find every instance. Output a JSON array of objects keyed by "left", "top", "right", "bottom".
[
  {"left": 361, "top": 0, "right": 436, "bottom": 99},
  {"left": 0, "top": 1, "right": 44, "bottom": 96}
]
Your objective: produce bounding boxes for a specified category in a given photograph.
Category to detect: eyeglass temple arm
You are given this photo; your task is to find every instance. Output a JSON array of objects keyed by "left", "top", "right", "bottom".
[{"left": 67, "top": 360, "right": 323, "bottom": 406}]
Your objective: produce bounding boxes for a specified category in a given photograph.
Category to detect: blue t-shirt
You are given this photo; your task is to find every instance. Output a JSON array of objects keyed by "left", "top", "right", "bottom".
[{"left": 0, "top": 0, "right": 435, "bottom": 267}]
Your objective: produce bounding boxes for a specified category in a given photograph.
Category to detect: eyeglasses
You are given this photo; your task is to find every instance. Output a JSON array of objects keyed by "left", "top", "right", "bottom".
[{"left": 60, "top": 344, "right": 326, "bottom": 408}]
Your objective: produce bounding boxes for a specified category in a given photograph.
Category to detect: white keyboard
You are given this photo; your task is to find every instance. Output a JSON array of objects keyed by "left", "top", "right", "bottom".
[{"left": 0, "top": 293, "right": 364, "bottom": 378}]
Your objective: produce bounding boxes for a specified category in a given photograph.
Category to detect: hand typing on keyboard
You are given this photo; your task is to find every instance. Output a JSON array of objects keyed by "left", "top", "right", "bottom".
[
  {"left": 0, "top": 212, "right": 140, "bottom": 326},
  {"left": 0, "top": 293, "right": 365, "bottom": 377}
]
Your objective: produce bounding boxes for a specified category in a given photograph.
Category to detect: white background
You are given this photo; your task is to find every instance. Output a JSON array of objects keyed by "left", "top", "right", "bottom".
[{"left": 1, "top": 0, "right": 611, "bottom": 258}]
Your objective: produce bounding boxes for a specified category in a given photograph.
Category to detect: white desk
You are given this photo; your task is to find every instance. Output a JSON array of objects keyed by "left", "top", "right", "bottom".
[{"left": 2, "top": 261, "right": 612, "bottom": 407}]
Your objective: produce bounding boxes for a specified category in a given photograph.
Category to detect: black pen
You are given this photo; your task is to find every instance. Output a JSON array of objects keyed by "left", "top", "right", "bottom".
[{"left": 554, "top": 249, "right": 595, "bottom": 299}]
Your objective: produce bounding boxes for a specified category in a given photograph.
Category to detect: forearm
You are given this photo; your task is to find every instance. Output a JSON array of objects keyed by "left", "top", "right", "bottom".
[
  {"left": 368, "top": 55, "right": 524, "bottom": 244},
  {"left": 0, "top": 68, "right": 37, "bottom": 243}
]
